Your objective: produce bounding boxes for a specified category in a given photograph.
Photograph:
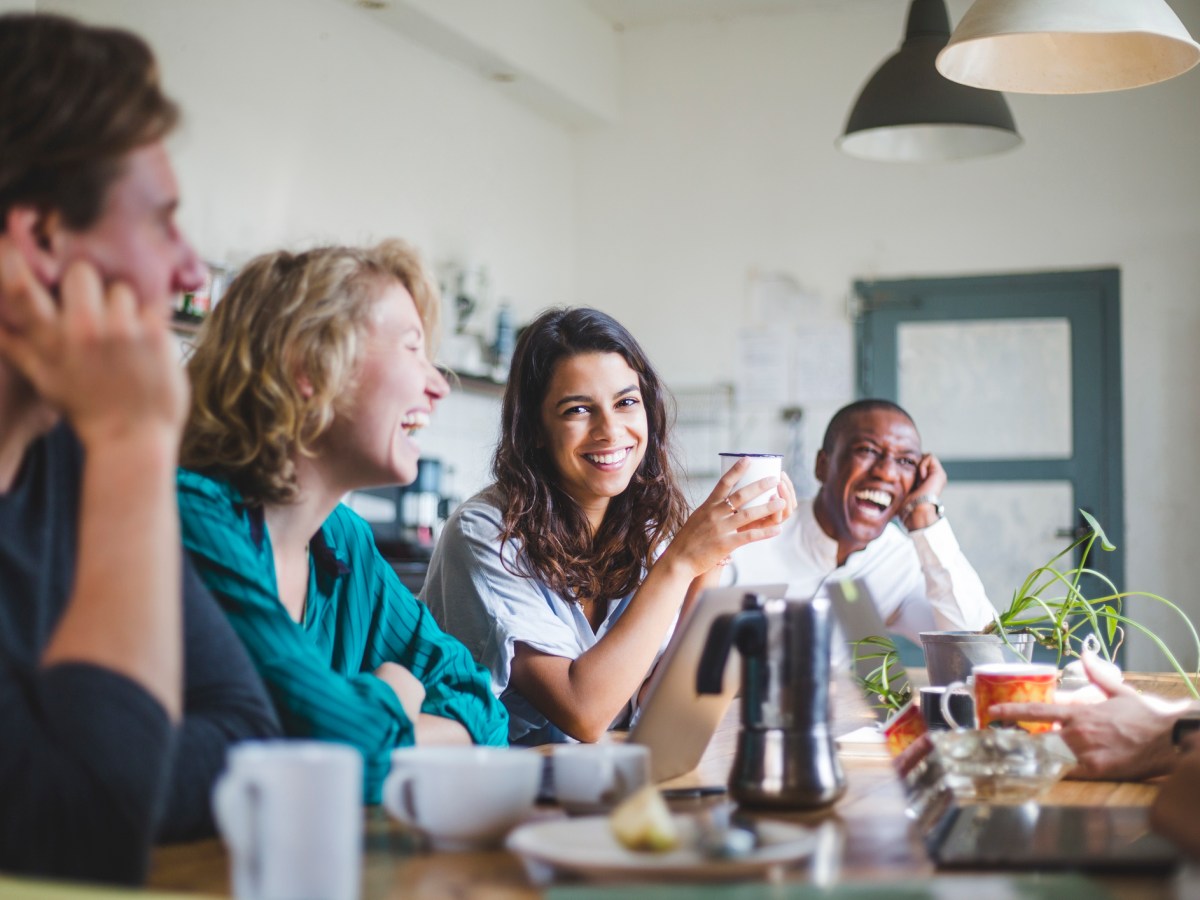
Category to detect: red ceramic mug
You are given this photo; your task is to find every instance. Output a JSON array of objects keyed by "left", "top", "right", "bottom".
[
  {"left": 882, "top": 699, "right": 928, "bottom": 757},
  {"left": 941, "top": 663, "right": 1059, "bottom": 733}
]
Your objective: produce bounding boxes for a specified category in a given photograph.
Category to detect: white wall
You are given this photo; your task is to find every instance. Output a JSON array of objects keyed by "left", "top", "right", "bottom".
[
  {"left": 40, "top": 0, "right": 576, "bottom": 496},
  {"left": 24, "top": 0, "right": 1200, "bottom": 668},
  {"left": 336, "top": 0, "right": 620, "bottom": 126},
  {"left": 45, "top": 0, "right": 575, "bottom": 315},
  {"left": 573, "top": 2, "right": 1200, "bottom": 669}
]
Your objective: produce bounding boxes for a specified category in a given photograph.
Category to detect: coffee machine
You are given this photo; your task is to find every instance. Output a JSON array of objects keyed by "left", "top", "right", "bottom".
[
  {"left": 362, "top": 458, "right": 453, "bottom": 561},
  {"left": 696, "top": 592, "right": 846, "bottom": 810}
]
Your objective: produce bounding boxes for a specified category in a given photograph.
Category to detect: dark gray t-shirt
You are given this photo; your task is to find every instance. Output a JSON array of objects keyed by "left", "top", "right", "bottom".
[{"left": 0, "top": 424, "right": 280, "bottom": 885}]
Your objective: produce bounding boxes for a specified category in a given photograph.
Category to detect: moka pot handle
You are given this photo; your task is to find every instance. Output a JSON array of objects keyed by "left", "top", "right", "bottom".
[{"left": 695, "top": 609, "right": 766, "bottom": 695}]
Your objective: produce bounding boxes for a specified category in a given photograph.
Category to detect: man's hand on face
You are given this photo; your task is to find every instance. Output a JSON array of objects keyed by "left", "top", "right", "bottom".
[
  {"left": 901, "top": 453, "right": 948, "bottom": 531},
  {"left": 0, "top": 236, "right": 187, "bottom": 449}
]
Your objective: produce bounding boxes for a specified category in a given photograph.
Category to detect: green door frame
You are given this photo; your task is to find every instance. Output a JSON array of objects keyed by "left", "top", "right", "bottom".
[{"left": 855, "top": 268, "right": 1125, "bottom": 624}]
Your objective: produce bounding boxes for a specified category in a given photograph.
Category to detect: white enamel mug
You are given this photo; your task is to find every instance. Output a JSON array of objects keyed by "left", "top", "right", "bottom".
[
  {"left": 552, "top": 742, "right": 651, "bottom": 815},
  {"left": 383, "top": 747, "right": 541, "bottom": 849},
  {"left": 719, "top": 452, "right": 783, "bottom": 508},
  {"left": 212, "top": 740, "right": 363, "bottom": 900}
]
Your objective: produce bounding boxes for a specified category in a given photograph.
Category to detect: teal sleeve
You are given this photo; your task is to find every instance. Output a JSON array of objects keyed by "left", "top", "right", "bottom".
[
  {"left": 176, "top": 470, "right": 411, "bottom": 803},
  {"left": 327, "top": 508, "right": 509, "bottom": 748}
]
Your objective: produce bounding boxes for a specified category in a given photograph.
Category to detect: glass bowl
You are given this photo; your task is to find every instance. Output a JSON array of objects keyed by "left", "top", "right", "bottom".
[{"left": 928, "top": 728, "right": 1076, "bottom": 803}]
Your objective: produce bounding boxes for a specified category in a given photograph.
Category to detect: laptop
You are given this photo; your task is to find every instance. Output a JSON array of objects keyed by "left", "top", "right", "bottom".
[
  {"left": 628, "top": 583, "right": 787, "bottom": 782},
  {"left": 832, "top": 577, "right": 1181, "bottom": 873},
  {"left": 826, "top": 577, "right": 910, "bottom": 723}
]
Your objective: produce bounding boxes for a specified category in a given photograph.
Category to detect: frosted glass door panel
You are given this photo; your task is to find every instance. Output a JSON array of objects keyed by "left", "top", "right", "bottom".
[
  {"left": 898, "top": 319, "right": 1072, "bottom": 460},
  {"left": 939, "top": 480, "right": 1075, "bottom": 610}
]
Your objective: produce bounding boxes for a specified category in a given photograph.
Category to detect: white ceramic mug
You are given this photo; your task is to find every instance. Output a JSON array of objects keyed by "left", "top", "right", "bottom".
[
  {"left": 212, "top": 740, "right": 362, "bottom": 900},
  {"left": 719, "top": 452, "right": 783, "bottom": 508},
  {"left": 552, "top": 743, "right": 651, "bottom": 815},
  {"left": 383, "top": 747, "right": 541, "bottom": 849}
]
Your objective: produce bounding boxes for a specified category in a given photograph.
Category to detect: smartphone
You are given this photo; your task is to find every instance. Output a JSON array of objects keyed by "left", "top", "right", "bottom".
[{"left": 658, "top": 785, "right": 727, "bottom": 800}]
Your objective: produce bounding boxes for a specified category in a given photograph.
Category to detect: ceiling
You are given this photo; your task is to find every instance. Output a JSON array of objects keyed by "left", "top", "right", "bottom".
[{"left": 584, "top": 0, "right": 864, "bottom": 30}]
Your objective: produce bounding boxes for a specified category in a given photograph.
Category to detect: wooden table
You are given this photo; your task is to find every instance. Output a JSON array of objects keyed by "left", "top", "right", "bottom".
[{"left": 147, "top": 672, "right": 1195, "bottom": 898}]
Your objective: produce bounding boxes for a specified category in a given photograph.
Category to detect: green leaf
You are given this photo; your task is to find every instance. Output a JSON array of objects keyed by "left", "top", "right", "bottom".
[
  {"left": 1080, "top": 509, "right": 1116, "bottom": 551},
  {"left": 996, "top": 508, "right": 1200, "bottom": 692},
  {"left": 1104, "top": 608, "right": 1118, "bottom": 642},
  {"left": 850, "top": 634, "right": 909, "bottom": 712}
]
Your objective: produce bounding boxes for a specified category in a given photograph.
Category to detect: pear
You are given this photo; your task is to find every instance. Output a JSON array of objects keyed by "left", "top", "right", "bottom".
[{"left": 609, "top": 785, "right": 680, "bottom": 852}]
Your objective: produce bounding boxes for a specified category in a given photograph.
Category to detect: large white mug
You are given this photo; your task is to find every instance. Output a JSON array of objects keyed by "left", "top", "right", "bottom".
[
  {"left": 719, "top": 452, "right": 783, "bottom": 508},
  {"left": 383, "top": 747, "right": 541, "bottom": 849},
  {"left": 552, "top": 743, "right": 651, "bottom": 815},
  {"left": 212, "top": 740, "right": 362, "bottom": 900}
]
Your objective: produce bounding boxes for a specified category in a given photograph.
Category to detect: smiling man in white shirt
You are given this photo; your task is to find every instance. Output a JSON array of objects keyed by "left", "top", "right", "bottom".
[{"left": 728, "top": 399, "right": 996, "bottom": 642}]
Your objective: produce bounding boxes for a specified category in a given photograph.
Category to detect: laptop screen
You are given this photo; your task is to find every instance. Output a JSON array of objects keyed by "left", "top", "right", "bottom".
[
  {"left": 827, "top": 578, "right": 912, "bottom": 724},
  {"left": 628, "top": 583, "right": 787, "bottom": 783}
]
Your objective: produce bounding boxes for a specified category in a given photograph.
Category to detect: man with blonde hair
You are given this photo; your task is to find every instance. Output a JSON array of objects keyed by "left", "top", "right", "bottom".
[{"left": 0, "top": 12, "right": 278, "bottom": 885}]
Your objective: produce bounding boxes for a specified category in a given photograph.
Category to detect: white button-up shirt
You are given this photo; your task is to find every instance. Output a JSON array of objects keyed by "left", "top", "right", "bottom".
[{"left": 726, "top": 499, "right": 996, "bottom": 645}]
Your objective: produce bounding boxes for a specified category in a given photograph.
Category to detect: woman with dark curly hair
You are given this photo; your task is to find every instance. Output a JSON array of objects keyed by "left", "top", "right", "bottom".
[{"left": 422, "top": 307, "right": 790, "bottom": 744}]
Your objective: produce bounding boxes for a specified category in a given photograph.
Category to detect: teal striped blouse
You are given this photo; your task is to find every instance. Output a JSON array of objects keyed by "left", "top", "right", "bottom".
[{"left": 177, "top": 469, "right": 508, "bottom": 802}]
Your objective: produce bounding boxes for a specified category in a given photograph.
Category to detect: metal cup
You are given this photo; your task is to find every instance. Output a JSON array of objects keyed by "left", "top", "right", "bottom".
[{"left": 920, "top": 685, "right": 975, "bottom": 731}]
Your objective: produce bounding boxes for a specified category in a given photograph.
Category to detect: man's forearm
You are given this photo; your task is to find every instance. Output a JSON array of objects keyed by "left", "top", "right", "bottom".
[
  {"left": 41, "top": 429, "right": 183, "bottom": 719},
  {"left": 911, "top": 519, "right": 995, "bottom": 631}
]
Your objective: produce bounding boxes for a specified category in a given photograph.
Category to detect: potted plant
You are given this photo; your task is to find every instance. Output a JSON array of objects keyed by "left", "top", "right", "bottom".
[
  {"left": 851, "top": 635, "right": 933, "bottom": 755},
  {"left": 851, "top": 635, "right": 912, "bottom": 713},
  {"left": 921, "top": 510, "right": 1200, "bottom": 696}
]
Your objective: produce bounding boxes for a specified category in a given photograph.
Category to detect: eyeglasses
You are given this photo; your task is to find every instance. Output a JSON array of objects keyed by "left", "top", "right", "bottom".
[{"left": 849, "top": 443, "right": 919, "bottom": 471}]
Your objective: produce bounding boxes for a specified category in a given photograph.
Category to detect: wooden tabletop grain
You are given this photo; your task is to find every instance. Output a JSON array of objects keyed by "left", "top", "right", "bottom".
[{"left": 146, "top": 671, "right": 1197, "bottom": 898}]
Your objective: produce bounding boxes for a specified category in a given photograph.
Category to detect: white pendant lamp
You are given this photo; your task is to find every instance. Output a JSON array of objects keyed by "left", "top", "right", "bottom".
[
  {"left": 937, "top": 0, "right": 1200, "bottom": 94},
  {"left": 838, "top": 0, "right": 1021, "bottom": 163}
]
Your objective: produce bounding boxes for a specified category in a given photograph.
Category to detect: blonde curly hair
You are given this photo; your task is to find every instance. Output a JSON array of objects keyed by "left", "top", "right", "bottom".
[{"left": 181, "top": 239, "right": 440, "bottom": 506}]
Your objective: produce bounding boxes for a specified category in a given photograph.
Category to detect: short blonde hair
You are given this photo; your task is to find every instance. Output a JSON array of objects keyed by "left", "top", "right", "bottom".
[{"left": 181, "top": 239, "right": 440, "bottom": 506}]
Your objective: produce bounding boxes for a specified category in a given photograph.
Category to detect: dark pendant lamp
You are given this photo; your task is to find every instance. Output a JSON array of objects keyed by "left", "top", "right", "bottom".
[{"left": 837, "top": 0, "right": 1022, "bottom": 163}]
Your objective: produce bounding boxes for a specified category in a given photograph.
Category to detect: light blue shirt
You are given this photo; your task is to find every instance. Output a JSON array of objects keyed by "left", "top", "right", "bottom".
[{"left": 421, "top": 487, "right": 641, "bottom": 745}]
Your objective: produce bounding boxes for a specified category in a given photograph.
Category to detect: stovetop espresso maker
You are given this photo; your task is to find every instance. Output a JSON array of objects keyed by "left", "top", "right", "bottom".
[{"left": 696, "top": 592, "right": 846, "bottom": 809}]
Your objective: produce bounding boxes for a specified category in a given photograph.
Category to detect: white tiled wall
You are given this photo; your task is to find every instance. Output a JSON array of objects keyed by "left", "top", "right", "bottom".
[{"left": 418, "top": 388, "right": 503, "bottom": 512}]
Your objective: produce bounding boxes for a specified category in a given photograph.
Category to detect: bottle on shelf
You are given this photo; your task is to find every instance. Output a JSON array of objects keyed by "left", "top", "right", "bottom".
[{"left": 492, "top": 302, "right": 515, "bottom": 382}]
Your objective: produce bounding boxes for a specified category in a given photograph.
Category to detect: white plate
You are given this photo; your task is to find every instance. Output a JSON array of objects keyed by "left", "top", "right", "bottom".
[{"left": 506, "top": 814, "right": 816, "bottom": 881}]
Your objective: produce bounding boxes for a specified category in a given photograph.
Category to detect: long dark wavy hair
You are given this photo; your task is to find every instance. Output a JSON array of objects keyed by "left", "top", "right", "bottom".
[{"left": 492, "top": 307, "right": 688, "bottom": 604}]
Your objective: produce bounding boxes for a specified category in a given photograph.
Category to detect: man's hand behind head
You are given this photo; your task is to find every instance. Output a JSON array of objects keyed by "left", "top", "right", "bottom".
[{"left": 0, "top": 237, "right": 187, "bottom": 450}]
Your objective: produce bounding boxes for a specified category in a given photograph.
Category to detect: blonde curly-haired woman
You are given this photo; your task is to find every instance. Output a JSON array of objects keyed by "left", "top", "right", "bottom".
[{"left": 177, "top": 241, "right": 508, "bottom": 803}]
